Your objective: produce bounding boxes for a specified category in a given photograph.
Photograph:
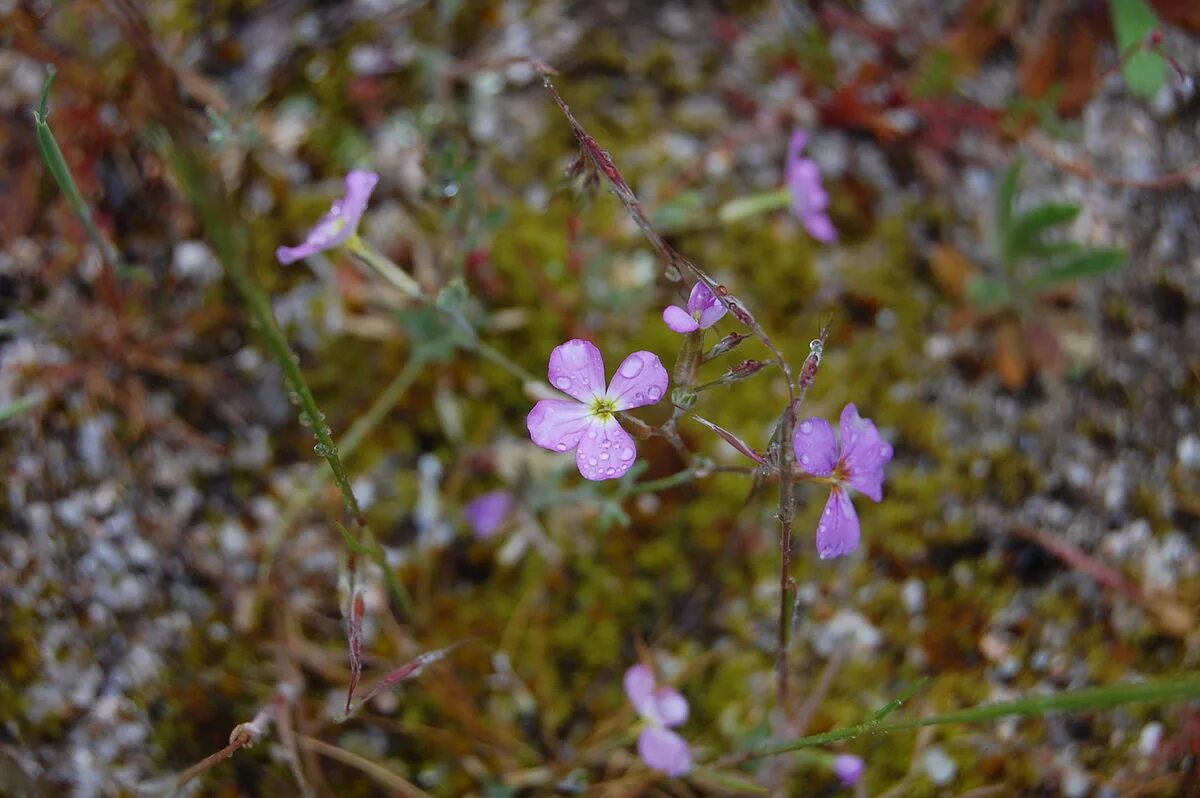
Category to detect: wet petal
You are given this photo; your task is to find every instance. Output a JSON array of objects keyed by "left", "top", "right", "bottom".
[
  {"left": 624, "top": 664, "right": 656, "bottom": 716},
  {"left": 463, "top": 490, "right": 515, "bottom": 539},
  {"left": 793, "top": 417, "right": 838, "bottom": 477},
  {"left": 652, "top": 687, "right": 689, "bottom": 727},
  {"left": 575, "top": 418, "right": 638, "bottom": 481},
  {"left": 816, "top": 486, "right": 860, "bottom": 560},
  {"left": 833, "top": 754, "right": 865, "bottom": 787},
  {"left": 837, "top": 403, "right": 892, "bottom": 502},
  {"left": 527, "top": 400, "right": 593, "bottom": 454},
  {"left": 637, "top": 727, "right": 692, "bottom": 777},
  {"left": 663, "top": 305, "right": 700, "bottom": 333},
  {"left": 689, "top": 282, "right": 728, "bottom": 329},
  {"left": 548, "top": 339, "right": 607, "bottom": 402},
  {"left": 277, "top": 170, "right": 379, "bottom": 265},
  {"left": 606, "top": 351, "right": 669, "bottom": 411}
]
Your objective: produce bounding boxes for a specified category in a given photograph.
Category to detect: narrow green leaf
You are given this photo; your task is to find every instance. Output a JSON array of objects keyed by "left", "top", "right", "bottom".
[
  {"left": 967, "top": 277, "right": 1012, "bottom": 309},
  {"left": 718, "top": 188, "right": 791, "bottom": 224},
  {"left": 1007, "top": 202, "right": 1081, "bottom": 260},
  {"left": 1032, "top": 248, "right": 1127, "bottom": 289},
  {"left": 0, "top": 393, "right": 45, "bottom": 424},
  {"left": 337, "top": 522, "right": 375, "bottom": 556},
  {"left": 1111, "top": 0, "right": 1167, "bottom": 99},
  {"left": 995, "top": 160, "right": 1021, "bottom": 250}
]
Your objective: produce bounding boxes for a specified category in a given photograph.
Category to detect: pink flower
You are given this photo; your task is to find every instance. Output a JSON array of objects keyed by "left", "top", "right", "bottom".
[
  {"left": 662, "top": 282, "right": 728, "bottom": 334},
  {"left": 833, "top": 753, "right": 865, "bottom": 787},
  {"left": 793, "top": 403, "right": 893, "bottom": 559},
  {"left": 276, "top": 170, "right": 379, "bottom": 264},
  {"left": 463, "top": 490, "right": 515, "bottom": 539},
  {"left": 527, "top": 340, "right": 667, "bottom": 481},
  {"left": 624, "top": 664, "right": 691, "bottom": 777},
  {"left": 786, "top": 131, "right": 836, "bottom": 243}
]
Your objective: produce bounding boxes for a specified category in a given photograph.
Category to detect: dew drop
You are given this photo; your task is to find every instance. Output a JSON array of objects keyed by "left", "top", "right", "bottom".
[
  {"left": 799, "top": 421, "right": 813, "bottom": 434},
  {"left": 600, "top": 451, "right": 609, "bottom": 460},
  {"left": 554, "top": 376, "right": 572, "bottom": 390},
  {"left": 606, "top": 467, "right": 616, "bottom": 475},
  {"left": 620, "top": 447, "right": 635, "bottom": 461},
  {"left": 588, "top": 457, "right": 598, "bottom": 466},
  {"left": 555, "top": 442, "right": 568, "bottom": 451},
  {"left": 299, "top": 412, "right": 313, "bottom": 427},
  {"left": 800, "top": 454, "right": 810, "bottom": 465},
  {"left": 647, "top": 386, "right": 663, "bottom": 401},
  {"left": 619, "top": 356, "right": 644, "bottom": 379}
]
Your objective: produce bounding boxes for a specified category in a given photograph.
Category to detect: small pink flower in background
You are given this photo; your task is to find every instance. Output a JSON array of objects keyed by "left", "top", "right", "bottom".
[
  {"left": 277, "top": 170, "right": 379, "bottom": 264},
  {"left": 624, "top": 664, "right": 691, "bottom": 777},
  {"left": 786, "top": 131, "right": 836, "bottom": 243},
  {"left": 463, "top": 490, "right": 515, "bottom": 539},
  {"left": 793, "top": 403, "right": 893, "bottom": 559},
  {"left": 527, "top": 339, "right": 667, "bottom": 481},
  {"left": 833, "top": 753, "right": 865, "bottom": 787},
  {"left": 663, "top": 281, "right": 727, "bottom": 334}
]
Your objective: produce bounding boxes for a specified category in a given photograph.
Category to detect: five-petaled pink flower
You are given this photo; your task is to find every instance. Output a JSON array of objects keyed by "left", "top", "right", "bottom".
[
  {"left": 786, "top": 131, "right": 836, "bottom": 243},
  {"left": 277, "top": 170, "right": 379, "bottom": 264},
  {"left": 624, "top": 664, "right": 691, "bottom": 777},
  {"left": 527, "top": 340, "right": 667, "bottom": 481},
  {"left": 793, "top": 403, "right": 893, "bottom": 559},
  {"left": 834, "top": 753, "right": 865, "bottom": 787},
  {"left": 662, "top": 282, "right": 728, "bottom": 334}
]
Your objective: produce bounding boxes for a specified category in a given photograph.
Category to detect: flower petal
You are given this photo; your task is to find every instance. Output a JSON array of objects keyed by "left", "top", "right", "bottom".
[
  {"left": 575, "top": 417, "right": 638, "bottom": 481},
  {"left": 547, "top": 339, "right": 607, "bottom": 402},
  {"left": 816, "top": 486, "right": 860, "bottom": 560},
  {"left": 688, "top": 282, "right": 728, "bottom": 329},
  {"left": 624, "top": 664, "right": 656, "bottom": 715},
  {"left": 463, "top": 490, "right": 515, "bottom": 539},
  {"left": 837, "top": 403, "right": 892, "bottom": 502},
  {"left": 527, "top": 400, "right": 593, "bottom": 453},
  {"left": 803, "top": 211, "right": 838, "bottom": 244},
  {"left": 663, "top": 305, "right": 700, "bottom": 333},
  {"left": 833, "top": 753, "right": 865, "bottom": 787},
  {"left": 793, "top": 417, "right": 838, "bottom": 477},
  {"left": 652, "top": 687, "right": 689, "bottom": 727},
  {"left": 337, "top": 170, "right": 380, "bottom": 230},
  {"left": 606, "top": 351, "right": 669, "bottom": 411},
  {"left": 276, "top": 170, "right": 379, "bottom": 265},
  {"left": 787, "top": 129, "right": 809, "bottom": 164},
  {"left": 637, "top": 727, "right": 692, "bottom": 777}
]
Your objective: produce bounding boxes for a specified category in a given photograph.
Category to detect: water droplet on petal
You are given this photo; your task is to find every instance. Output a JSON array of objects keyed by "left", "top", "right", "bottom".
[
  {"left": 647, "top": 386, "right": 663, "bottom": 401},
  {"left": 606, "top": 467, "right": 616, "bottom": 475},
  {"left": 619, "top": 356, "right": 644, "bottom": 379},
  {"left": 588, "top": 457, "right": 598, "bottom": 466},
  {"left": 799, "top": 421, "right": 813, "bottom": 434},
  {"left": 800, "top": 454, "right": 810, "bottom": 465},
  {"left": 554, "top": 376, "right": 572, "bottom": 390},
  {"left": 620, "top": 447, "right": 635, "bottom": 461},
  {"left": 556, "top": 442, "right": 568, "bottom": 451},
  {"left": 600, "top": 451, "right": 609, "bottom": 460}
]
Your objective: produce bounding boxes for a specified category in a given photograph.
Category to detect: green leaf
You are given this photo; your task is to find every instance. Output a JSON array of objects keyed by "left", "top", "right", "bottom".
[
  {"left": 995, "top": 160, "right": 1021, "bottom": 247},
  {"left": 967, "top": 277, "right": 1013, "bottom": 309},
  {"left": 1033, "top": 248, "right": 1128, "bottom": 289},
  {"left": 1111, "top": 0, "right": 1167, "bottom": 99},
  {"left": 718, "top": 188, "right": 791, "bottom": 224},
  {"left": 1007, "top": 202, "right": 1082, "bottom": 260}
]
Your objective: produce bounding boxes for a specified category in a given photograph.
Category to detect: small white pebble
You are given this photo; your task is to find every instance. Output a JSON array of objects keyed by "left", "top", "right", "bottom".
[
  {"left": 1177, "top": 435, "right": 1200, "bottom": 470},
  {"left": 921, "top": 746, "right": 957, "bottom": 786},
  {"left": 902, "top": 578, "right": 925, "bottom": 614},
  {"left": 1138, "top": 722, "right": 1163, "bottom": 756}
]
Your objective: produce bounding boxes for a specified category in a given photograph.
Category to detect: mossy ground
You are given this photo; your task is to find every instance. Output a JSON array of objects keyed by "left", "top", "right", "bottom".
[{"left": 2, "top": 2, "right": 1197, "bottom": 797}]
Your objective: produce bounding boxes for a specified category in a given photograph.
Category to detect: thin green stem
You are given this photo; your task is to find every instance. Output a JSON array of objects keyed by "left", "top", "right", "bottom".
[
  {"left": 254, "top": 356, "right": 425, "bottom": 615},
  {"left": 627, "top": 468, "right": 697, "bottom": 495},
  {"left": 748, "top": 676, "right": 1200, "bottom": 759}
]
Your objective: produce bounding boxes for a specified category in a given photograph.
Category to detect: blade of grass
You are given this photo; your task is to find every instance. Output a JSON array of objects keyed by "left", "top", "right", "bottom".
[
  {"left": 34, "top": 67, "right": 118, "bottom": 267},
  {"left": 752, "top": 675, "right": 1200, "bottom": 758}
]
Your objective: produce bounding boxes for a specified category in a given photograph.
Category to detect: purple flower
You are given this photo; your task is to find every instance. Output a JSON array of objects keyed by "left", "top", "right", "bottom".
[
  {"left": 463, "top": 490, "right": 515, "bottom": 539},
  {"left": 662, "top": 282, "right": 728, "bottom": 334},
  {"left": 276, "top": 170, "right": 380, "bottom": 264},
  {"left": 793, "top": 403, "right": 893, "bottom": 559},
  {"left": 624, "top": 664, "right": 691, "bottom": 777},
  {"left": 527, "top": 339, "right": 667, "bottom": 481},
  {"left": 786, "top": 131, "right": 836, "bottom": 243},
  {"left": 833, "top": 753, "right": 865, "bottom": 787}
]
